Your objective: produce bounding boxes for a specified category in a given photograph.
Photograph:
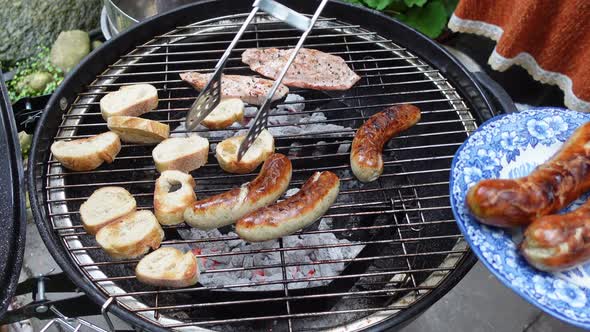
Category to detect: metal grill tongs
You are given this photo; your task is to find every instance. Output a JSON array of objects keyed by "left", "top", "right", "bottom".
[{"left": 185, "top": 0, "right": 329, "bottom": 161}]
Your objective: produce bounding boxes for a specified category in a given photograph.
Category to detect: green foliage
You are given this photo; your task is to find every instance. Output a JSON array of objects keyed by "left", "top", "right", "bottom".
[
  {"left": 343, "top": 0, "right": 458, "bottom": 38},
  {"left": 404, "top": 0, "right": 428, "bottom": 7},
  {"left": 363, "top": 0, "right": 394, "bottom": 10},
  {"left": 397, "top": 0, "right": 448, "bottom": 38},
  {"left": 7, "top": 46, "right": 64, "bottom": 103}
]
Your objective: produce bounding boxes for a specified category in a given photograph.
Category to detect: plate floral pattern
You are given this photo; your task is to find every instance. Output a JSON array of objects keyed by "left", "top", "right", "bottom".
[{"left": 450, "top": 108, "right": 590, "bottom": 329}]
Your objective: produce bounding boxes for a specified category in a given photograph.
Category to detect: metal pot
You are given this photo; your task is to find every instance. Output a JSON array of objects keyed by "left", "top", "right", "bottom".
[{"left": 101, "top": 0, "right": 205, "bottom": 39}]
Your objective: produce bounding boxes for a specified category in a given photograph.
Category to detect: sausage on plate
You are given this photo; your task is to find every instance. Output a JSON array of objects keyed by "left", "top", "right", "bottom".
[
  {"left": 466, "top": 122, "right": 590, "bottom": 228},
  {"left": 521, "top": 199, "right": 590, "bottom": 271}
]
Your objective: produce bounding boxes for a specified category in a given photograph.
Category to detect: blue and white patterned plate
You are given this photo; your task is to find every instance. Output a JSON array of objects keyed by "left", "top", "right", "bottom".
[{"left": 450, "top": 107, "right": 590, "bottom": 329}]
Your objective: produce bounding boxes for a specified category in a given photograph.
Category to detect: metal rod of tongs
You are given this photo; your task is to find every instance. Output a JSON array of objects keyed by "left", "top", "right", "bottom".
[
  {"left": 184, "top": 0, "right": 330, "bottom": 160},
  {"left": 184, "top": 6, "right": 259, "bottom": 131},
  {"left": 236, "top": 0, "right": 330, "bottom": 161}
]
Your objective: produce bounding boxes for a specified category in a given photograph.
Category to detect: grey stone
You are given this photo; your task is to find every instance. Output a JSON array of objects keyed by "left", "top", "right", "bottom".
[
  {"left": 16, "top": 72, "right": 53, "bottom": 93},
  {"left": 0, "top": 0, "right": 101, "bottom": 65},
  {"left": 50, "top": 30, "right": 90, "bottom": 74}
]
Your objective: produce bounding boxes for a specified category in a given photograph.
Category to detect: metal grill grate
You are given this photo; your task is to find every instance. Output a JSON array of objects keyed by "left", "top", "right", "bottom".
[{"left": 43, "top": 12, "right": 477, "bottom": 331}]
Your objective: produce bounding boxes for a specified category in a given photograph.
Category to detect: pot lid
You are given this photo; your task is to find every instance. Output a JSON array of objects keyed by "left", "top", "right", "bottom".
[{"left": 0, "top": 70, "right": 27, "bottom": 318}]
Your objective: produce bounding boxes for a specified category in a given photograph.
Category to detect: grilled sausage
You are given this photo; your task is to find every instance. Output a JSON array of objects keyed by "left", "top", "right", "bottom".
[
  {"left": 351, "top": 105, "right": 421, "bottom": 182},
  {"left": 466, "top": 122, "right": 590, "bottom": 228},
  {"left": 521, "top": 200, "right": 590, "bottom": 271},
  {"left": 184, "top": 153, "right": 292, "bottom": 230},
  {"left": 235, "top": 171, "right": 340, "bottom": 242}
]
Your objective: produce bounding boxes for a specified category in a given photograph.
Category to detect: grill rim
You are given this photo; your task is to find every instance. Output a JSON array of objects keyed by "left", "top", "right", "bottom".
[{"left": 28, "top": 0, "right": 488, "bottom": 330}]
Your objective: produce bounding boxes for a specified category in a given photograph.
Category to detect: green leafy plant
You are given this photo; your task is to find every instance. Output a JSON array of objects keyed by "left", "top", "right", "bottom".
[
  {"left": 343, "top": 0, "right": 458, "bottom": 39},
  {"left": 7, "top": 46, "right": 64, "bottom": 102}
]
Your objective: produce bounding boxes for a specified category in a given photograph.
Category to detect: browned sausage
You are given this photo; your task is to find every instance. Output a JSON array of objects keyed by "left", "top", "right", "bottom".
[
  {"left": 235, "top": 171, "right": 340, "bottom": 242},
  {"left": 466, "top": 122, "right": 590, "bottom": 228},
  {"left": 521, "top": 200, "right": 590, "bottom": 271},
  {"left": 183, "top": 153, "right": 292, "bottom": 230},
  {"left": 351, "top": 104, "right": 421, "bottom": 182}
]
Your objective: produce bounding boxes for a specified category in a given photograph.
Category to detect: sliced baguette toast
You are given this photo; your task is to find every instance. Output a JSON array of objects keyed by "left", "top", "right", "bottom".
[
  {"left": 51, "top": 131, "right": 121, "bottom": 171},
  {"left": 100, "top": 84, "right": 159, "bottom": 120},
  {"left": 107, "top": 116, "right": 169, "bottom": 144},
  {"left": 215, "top": 129, "right": 274, "bottom": 174},
  {"left": 154, "top": 170, "right": 197, "bottom": 225},
  {"left": 201, "top": 98, "right": 244, "bottom": 129},
  {"left": 80, "top": 187, "right": 137, "bottom": 234},
  {"left": 96, "top": 210, "right": 164, "bottom": 260},
  {"left": 135, "top": 247, "right": 199, "bottom": 288},
  {"left": 152, "top": 135, "right": 209, "bottom": 173}
]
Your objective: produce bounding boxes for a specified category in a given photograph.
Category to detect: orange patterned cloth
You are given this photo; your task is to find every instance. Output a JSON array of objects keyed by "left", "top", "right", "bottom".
[{"left": 448, "top": 0, "right": 590, "bottom": 112}]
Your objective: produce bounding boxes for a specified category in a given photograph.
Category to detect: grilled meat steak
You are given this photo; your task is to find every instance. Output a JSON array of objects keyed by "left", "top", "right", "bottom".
[
  {"left": 179, "top": 72, "right": 289, "bottom": 106},
  {"left": 241, "top": 48, "right": 361, "bottom": 91}
]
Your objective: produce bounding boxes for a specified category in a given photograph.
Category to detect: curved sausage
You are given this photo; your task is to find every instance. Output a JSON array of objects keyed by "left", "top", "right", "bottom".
[
  {"left": 235, "top": 171, "right": 340, "bottom": 242},
  {"left": 466, "top": 122, "right": 590, "bottom": 228},
  {"left": 351, "top": 104, "right": 421, "bottom": 182},
  {"left": 183, "top": 153, "right": 292, "bottom": 230},
  {"left": 521, "top": 200, "right": 590, "bottom": 271}
]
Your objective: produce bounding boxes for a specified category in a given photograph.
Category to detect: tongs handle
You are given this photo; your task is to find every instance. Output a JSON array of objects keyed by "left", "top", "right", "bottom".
[{"left": 237, "top": 0, "right": 330, "bottom": 161}]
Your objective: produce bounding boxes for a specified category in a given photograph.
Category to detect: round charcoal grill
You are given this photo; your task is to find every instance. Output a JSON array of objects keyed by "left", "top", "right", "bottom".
[{"left": 29, "top": 1, "right": 499, "bottom": 331}]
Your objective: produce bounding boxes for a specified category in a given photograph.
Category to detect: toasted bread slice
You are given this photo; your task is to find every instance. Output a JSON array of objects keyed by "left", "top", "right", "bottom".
[
  {"left": 215, "top": 129, "right": 274, "bottom": 174},
  {"left": 154, "top": 170, "right": 197, "bottom": 225},
  {"left": 96, "top": 210, "right": 164, "bottom": 260},
  {"left": 51, "top": 131, "right": 121, "bottom": 171},
  {"left": 136, "top": 247, "right": 199, "bottom": 288},
  {"left": 201, "top": 98, "right": 245, "bottom": 129},
  {"left": 80, "top": 187, "right": 137, "bottom": 234},
  {"left": 152, "top": 136, "right": 209, "bottom": 173},
  {"left": 107, "top": 116, "right": 169, "bottom": 144},
  {"left": 100, "top": 84, "right": 159, "bottom": 120}
]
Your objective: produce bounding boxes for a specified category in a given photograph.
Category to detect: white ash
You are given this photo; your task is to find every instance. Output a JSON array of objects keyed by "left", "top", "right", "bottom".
[
  {"left": 177, "top": 219, "right": 363, "bottom": 291},
  {"left": 338, "top": 143, "right": 351, "bottom": 154}
]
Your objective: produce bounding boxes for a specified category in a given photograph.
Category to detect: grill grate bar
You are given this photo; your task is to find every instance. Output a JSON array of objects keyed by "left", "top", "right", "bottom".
[
  {"left": 78, "top": 245, "right": 462, "bottom": 271},
  {"left": 76, "top": 77, "right": 441, "bottom": 97},
  {"left": 59, "top": 204, "right": 453, "bottom": 238},
  {"left": 95, "top": 63, "right": 430, "bottom": 78},
  {"left": 153, "top": 24, "right": 363, "bottom": 38},
  {"left": 68, "top": 234, "right": 460, "bottom": 256},
  {"left": 120, "top": 47, "right": 411, "bottom": 60},
  {"left": 130, "top": 286, "right": 440, "bottom": 312},
  {"left": 109, "top": 54, "right": 418, "bottom": 68},
  {"left": 68, "top": 86, "right": 455, "bottom": 111},
  {"left": 137, "top": 31, "right": 382, "bottom": 48},
  {"left": 46, "top": 181, "right": 451, "bottom": 206},
  {"left": 75, "top": 69, "right": 441, "bottom": 88},
  {"left": 167, "top": 307, "right": 402, "bottom": 327},
  {"left": 91, "top": 265, "right": 457, "bottom": 286},
  {"left": 44, "top": 157, "right": 453, "bottom": 190},
  {"left": 65, "top": 99, "right": 462, "bottom": 122},
  {"left": 54, "top": 117, "right": 469, "bottom": 142},
  {"left": 45, "top": 142, "right": 458, "bottom": 177}
]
